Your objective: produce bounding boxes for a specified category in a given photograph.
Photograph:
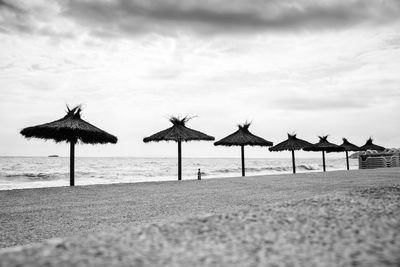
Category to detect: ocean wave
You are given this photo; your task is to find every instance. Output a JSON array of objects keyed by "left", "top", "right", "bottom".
[
  {"left": 2, "top": 173, "right": 63, "bottom": 181},
  {"left": 214, "top": 166, "right": 289, "bottom": 173},
  {"left": 297, "top": 164, "right": 319, "bottom": 171},
  {"left": 214, "top": 168, "right": 241, "bottom": 174},
  {"left": 213, "top": 164, "right": 319, "bottom": 174}
]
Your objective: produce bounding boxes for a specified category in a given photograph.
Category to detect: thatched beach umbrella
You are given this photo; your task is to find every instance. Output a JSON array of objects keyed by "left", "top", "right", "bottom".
[
  {"left": 143, "top": 117, "right": 214, "bottom": 181},
  {"left": 214, "top": 123, "right": 273, "bottom": 177},
  {"left": 359, "top": 138, "right": 385, "bottom": 152},
  {"left": 20, "top": 106, "right": 118, "bottom": 186},
  {"left": 339, "top": 138, "right": 360, "bottom": 170},
  {"left": 304, "top": 136, "right": 344, "bottom": 172},
  {"left": 269, "top": 134, "right": 313, "bottom": 174}
]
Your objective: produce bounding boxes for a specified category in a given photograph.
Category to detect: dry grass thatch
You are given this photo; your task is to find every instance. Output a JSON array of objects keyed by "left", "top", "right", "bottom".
[
  {"left": 143, "top": 116, "right": 215, "bottom": 143},
  {"left": 269, "top": 134, "right": 312, "bottom": 152},
  {"left": 214, "top": 123, "right": 273, "bottom": 147},
  {"left": 304, "top": 135, "right": 344, "bottom": 152},
  {"left": 20, "top": 105, "right": 118, "bottom": 144},
  {"left": 340, "top": 138, "right": 360, "bottom": 152},
  {"left": 359, "top": 138, "right": 385, "bottom": 151}
]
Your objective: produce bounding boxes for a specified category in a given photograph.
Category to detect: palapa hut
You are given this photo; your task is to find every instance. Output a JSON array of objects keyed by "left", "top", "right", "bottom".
[
  {"left": 214, "top": 123, "right": 273, "bottom": 176},
  {"left": 359, "top": 138, "right": 385, "bottom": 151},
  {"left": 304, "top": 136, "right": 344, "bottom": 172},
  {"left": 339, "top": 138, "right": 360, "bottom": 170},
  {"left": 143, "top": 116, "right": 214, "bottom": 181},
  {"left": 20, "top": 105, "right": 118, "bottom": 186},
  {"left": 269, "top": 134, "right": 313, "bottom": 174}
]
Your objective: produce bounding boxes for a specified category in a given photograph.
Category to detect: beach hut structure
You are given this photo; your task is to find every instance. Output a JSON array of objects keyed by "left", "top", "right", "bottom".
[
  {"left": 143, "top": 116, "right": 214, "bottom": 181},
  {"left": 359, "top": 138, "right": 385, "bottom": 152},
  {"left": 20, "top": 105, "right": 118, "bottom": 186},
  {"left": 304, "top": 136, "right": 344, "bottom": 172},
  {"left": 269, "top": 134, "right": 313, "bottom": 174},
  {"left": 339, "top": 138, "right": 360, "bottom": 170},
  {"left": 214, "top": 123, "right": 273, "bottom": 177}
]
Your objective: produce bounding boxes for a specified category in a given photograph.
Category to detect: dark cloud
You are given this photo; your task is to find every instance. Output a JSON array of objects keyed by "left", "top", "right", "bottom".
[
  {"left": 0, "top": 1, "right": 75, "bottom": 38},
  {"left": 0, "top": 0, "right": 34, "bottom": 34},
  {"left": 0, "top": 0, "right": 22, "bottom": 13},
  {"left": 62, "top": 0, "right": 400, "bottom": 37},
  {"left": 1, "top": 0, "right": 400, "bottom": 38}
]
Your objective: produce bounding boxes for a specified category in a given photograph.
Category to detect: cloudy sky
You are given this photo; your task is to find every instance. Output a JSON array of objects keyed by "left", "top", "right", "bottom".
[{"left": 0, "top": 0, "right": 399, "bottom": 158}]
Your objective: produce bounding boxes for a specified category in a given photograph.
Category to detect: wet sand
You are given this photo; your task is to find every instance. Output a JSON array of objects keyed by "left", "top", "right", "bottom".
[{"left": 0, "top": 167, "right": 399, "bottom": 249}]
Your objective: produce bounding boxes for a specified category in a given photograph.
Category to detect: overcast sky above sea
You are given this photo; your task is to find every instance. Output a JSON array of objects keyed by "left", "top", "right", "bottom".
[{"left": 0, "top": 0, "right": 399, "bottom": 158}]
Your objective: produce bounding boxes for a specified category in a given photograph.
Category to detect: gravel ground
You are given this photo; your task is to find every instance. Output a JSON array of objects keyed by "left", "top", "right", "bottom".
[
  {"left": 1, "top": 185, "right": 399, "bottom": 267},
  {"left": 0, "top": 168, "right": 399, "bottom": 248}
]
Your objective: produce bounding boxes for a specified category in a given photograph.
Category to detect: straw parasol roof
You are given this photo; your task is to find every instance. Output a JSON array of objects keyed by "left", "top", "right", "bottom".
[
  {"left": 143, "top": 117, "right": 214, "bottom": 143},
  {"left": 304, "top": 136, "right": 343, "bottom": 172},
  {"left": 339, "top": 138, "right": 360, "bottom": 171},
  {"left": 20, "top": 106, "right": 117, "bottom": 144},
  {"left": 339, "top": 138, "right": 360, "bottom": 151},
  {"left": 143, "top": 116, "right": 214, "bottom": 181},
  {"left": 269, "top": 134, "right": 312, "bottom": 152},
  {"left": 359, "top": 138, "right": 385, "bottom": 151},
  {"left": 214, "top": 123, "right": 273, "bottom": 147},
  {"left": 269, "top": 133, "right": 312, "bottom": 174},
  {"left": 304, "top": 136, "right": 343, "bottom": 152},
  {"left": 214, "top": 123, "right": 272, "bottom": 177},
  {"left": 20, "top": 105, "right": 117, "bottom": 186}
]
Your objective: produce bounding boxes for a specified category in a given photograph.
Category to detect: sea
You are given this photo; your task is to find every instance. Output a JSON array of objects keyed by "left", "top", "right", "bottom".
[{"left": 0, "top": 157, "right": 358, "bottom": 190}]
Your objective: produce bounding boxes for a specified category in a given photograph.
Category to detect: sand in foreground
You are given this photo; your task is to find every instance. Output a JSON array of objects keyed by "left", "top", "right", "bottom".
[
  {"left": 0, "top": 168, "right": 399, "bottom": 249},
  {"left": 1, "top": 185, "right": 399, "bottom": 266}
]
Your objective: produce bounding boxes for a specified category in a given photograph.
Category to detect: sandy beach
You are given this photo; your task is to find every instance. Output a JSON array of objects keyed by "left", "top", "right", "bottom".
[
  {"left": 0, "top": 168, "right": 398, "bottom": 250},
  {"left": 1, "top": 184, "right": 399, "bottom": 266},
  {"left": 0, "top": 168, "right": 399, "bottom": 266}
]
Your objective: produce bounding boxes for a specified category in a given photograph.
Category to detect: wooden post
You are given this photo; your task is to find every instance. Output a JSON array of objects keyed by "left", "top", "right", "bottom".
[
  {"left": 241, "top": 145, "right": 245, "bottom": 177},
  {"left": 70, "top": 141, "right": 75, "bottom": 186},
  {"left": 291, "top": 150, "right": 296, "bottom": 174},
  {"left": 346, "top": 151, "right": 349, "bottom": 170},
  {"left": 178, "top": 141, "right": 182, "bottom": 181},
  {"left": 322, "top": 151, "right": 326, "bottom": 172}
]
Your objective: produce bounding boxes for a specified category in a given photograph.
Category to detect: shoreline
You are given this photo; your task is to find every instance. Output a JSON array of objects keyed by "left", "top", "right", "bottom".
[
  {"left": 0, "top": 167, "right": 351, "bottom": 191},
  {"left": 0, "top": 159, "right": 359, "bottom": 191},
  {"left": 0, "top": 156, "right": 349, "bottom": 159},
  {"left": 0, "top": 157, "right": 358, "bottom": 191},
  {"left": 1, "top": 168, "right": 399, "bottom": 249}
]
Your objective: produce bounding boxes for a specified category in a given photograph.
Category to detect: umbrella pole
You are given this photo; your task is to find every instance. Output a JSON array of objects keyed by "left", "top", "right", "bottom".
[
  {"left": 241, "top": 145, "right": 245, "bottom": 177},
  {"left": 70, "top": 141, "right": 75, "bottom": 186},
  {"left": 346, "top": 151, "right": 349, "bottom": 170},
  {"left": 291, "top": 150, "right": 296, "bottom": 174},
  {"left": 178, "top": 141, "right": 182, "bottom": 181},
  {"left": 322, "top": 151, "right": 326, "bottom": 172}
]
